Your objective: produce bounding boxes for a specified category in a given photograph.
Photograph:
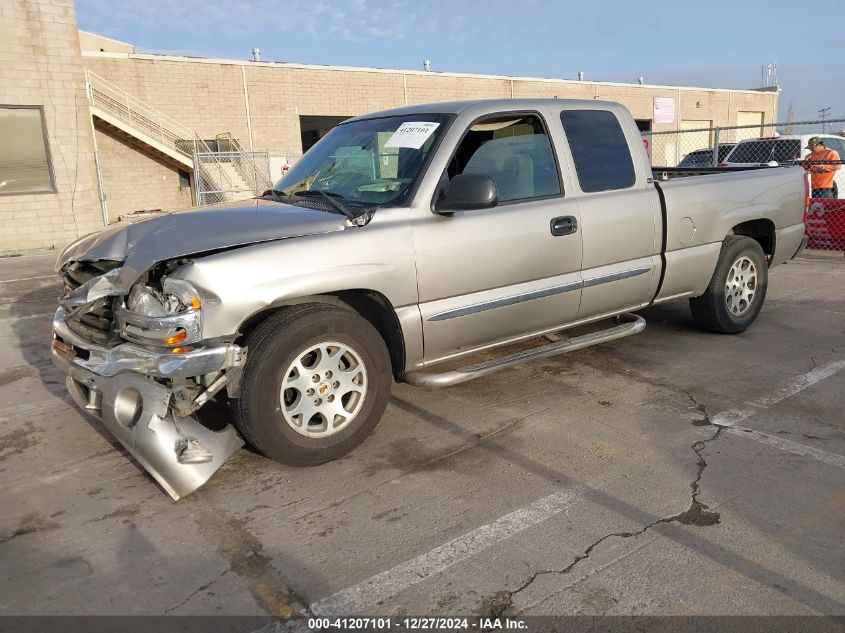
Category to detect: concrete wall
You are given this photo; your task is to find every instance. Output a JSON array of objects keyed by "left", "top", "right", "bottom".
[
  {"left": 0, "top": 0, "right": 104, "bottom": 252},
  {"left": 83, "top": 52, "right": 779, "bottom": 154},
  {"left": 94, "top": 124, "right": 193, "bottom": 220},
  {"left": 81, "top": 53, "right": 777, "bottom": 207}
]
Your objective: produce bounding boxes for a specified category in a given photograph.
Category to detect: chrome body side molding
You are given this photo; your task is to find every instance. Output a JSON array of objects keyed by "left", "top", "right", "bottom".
[
  {"left": 427, "top": 268, "right": 651, "bottom": 322},
  {"left": 428, "top": 280, "right": 582, "bottom": 322}
]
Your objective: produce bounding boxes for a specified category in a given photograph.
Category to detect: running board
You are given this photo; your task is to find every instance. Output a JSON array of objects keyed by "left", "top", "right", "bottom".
[{"left": 403, "top": 313, "right": 646, "bottom": 388}]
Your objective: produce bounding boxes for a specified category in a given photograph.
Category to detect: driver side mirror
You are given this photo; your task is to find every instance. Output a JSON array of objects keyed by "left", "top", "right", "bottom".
[{"left": 436, "top": 173, "right": 498, "bottom": 213}]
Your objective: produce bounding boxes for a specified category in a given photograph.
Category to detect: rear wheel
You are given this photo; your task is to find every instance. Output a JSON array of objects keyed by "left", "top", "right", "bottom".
[
  {"left": 233, "top": 304, "right": 392, "bottom": 465},
  {"left": 689, "top": 235, "right": 768, "bottom": 334}
]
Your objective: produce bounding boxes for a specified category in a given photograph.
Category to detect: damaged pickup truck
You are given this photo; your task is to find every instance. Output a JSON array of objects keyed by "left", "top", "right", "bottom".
[{"left": 52, "top": 99, "right": 808, "bottom": 499}]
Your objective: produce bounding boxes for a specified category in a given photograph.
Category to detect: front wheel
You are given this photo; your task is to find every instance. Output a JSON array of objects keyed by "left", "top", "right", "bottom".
[
  {"left": 233, "top": 304, "right": 392, "bottom": 465},
  {"left": 689, "top": 235, "right": 768, "bottom": 334}
]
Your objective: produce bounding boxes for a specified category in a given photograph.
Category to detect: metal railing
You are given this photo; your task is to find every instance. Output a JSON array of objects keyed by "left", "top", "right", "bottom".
[
  {"left": 86, "top": 70, "right": 217, "bottom": 162},
  {"left": 194, "top": 150, "right": 274, "bottom": 205},
  {"left": 86, "top": 70, "right": 245, "bottom": 203}
]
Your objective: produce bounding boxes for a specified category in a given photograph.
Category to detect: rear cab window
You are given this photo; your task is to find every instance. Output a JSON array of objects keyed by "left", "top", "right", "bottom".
[{"left": 561, "top": 110, "right": 636, "bottom": 192}]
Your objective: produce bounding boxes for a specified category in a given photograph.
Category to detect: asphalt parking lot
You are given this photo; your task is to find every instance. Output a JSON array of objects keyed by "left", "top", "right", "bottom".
[{"left": 1, "top": 250, "right": 844, "bottom": 622}]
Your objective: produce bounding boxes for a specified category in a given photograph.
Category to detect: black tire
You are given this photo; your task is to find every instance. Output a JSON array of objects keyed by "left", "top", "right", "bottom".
[
  {"left": 233, "top": 304, "right": 391, "bottom": 465},
  {"left": 689, "top": 235, "right": 768, "bottom": 334}
]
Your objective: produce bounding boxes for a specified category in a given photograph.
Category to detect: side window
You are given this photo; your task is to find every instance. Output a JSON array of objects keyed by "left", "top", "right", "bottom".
[
  {"left": 823, "top": 138, "right": 844, "bottom": 157},
  {"left": 772, "top": 140, "right": 802, "bottom": 162},
  {"left": 561, "top": 110, "right": 636, "bottom": 193},
  {"left": 445, "top": 114, "right": 561, "bottom": 203}
]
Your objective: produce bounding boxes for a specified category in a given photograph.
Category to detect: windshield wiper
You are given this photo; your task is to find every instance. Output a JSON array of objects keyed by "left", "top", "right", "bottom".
[
  {"left": 259, "top": 189, "right": 290, "bottom": 202},
  {"left": 294, "top": 190, "right": 355, "bottom": 220}
]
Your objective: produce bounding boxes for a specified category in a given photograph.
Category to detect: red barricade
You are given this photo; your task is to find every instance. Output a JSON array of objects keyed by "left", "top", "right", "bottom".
[{"left": 804, "top": 197, "right": 845, "bottom": 251}]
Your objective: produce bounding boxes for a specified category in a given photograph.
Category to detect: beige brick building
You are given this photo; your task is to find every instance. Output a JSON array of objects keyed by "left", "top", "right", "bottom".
[
  {"left": 0, "top": 0, "right": 103, "bottom": 252},
  {"left": 0, "top": 0, "right": 779, "bottom": 253}
]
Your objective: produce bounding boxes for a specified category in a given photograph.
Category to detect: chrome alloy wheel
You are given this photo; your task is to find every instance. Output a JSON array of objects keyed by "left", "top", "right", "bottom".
[
  {"left": 279, "top": 341, "right": 368, "bottom": 438},
  {"left": 725, "top": 255, "right": 758, "bottom": 317}
]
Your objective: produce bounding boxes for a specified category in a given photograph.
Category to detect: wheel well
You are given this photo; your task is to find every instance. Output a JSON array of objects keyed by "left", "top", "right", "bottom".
[
  {"left": 235, "top": 291, "right": 406, "bottom": 379},
  {"left": 730, "top": 219, "right": 775, "bottom": 262}
]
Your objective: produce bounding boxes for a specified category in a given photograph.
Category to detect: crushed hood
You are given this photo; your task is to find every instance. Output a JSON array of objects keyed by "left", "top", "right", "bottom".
[{"left": 57, "top": 198, "right": 347, "bottom": 293}]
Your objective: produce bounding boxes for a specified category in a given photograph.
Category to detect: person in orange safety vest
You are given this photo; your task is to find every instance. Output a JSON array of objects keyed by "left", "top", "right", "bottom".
[{"left": 803, "top": 137, "right": 841, "bottom": 198}]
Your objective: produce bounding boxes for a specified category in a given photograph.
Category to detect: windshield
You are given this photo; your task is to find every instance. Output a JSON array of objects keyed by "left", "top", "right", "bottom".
[{"left": 272, "top": 113, "right": 451, "bottom": 208}]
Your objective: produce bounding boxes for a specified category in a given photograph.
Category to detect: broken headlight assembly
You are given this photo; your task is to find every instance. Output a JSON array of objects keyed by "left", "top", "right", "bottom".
[{"left": 119, "top": 278, "right": 203, "bottom": 349}]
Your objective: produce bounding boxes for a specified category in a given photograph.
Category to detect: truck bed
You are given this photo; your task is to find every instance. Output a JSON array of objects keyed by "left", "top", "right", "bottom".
[
  {"left": 651, "top": 165, "right": 807, "bottom": 303},
  {"left": 652, "top": 166, "right": 773, "bottom": 180}
]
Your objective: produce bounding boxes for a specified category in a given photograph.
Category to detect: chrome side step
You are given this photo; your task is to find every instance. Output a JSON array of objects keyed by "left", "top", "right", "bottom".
[{"left": 403, "top": 313, "right": 646, "bottom": 388}]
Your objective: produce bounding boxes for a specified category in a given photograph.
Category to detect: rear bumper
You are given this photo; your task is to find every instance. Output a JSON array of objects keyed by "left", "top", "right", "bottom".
[{"left": 51, "top": 308, "right": 243, "bottom": 499}]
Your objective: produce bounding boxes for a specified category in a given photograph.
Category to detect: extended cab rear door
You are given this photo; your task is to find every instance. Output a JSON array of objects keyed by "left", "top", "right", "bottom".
[{"left": 557, "top": 106, "right": 661, "bottom": 319}]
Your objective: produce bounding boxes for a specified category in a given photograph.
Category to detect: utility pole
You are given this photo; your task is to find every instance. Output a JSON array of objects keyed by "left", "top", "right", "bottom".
[{"left": 818, "top": 107, "right": 831, "bottom": 133}]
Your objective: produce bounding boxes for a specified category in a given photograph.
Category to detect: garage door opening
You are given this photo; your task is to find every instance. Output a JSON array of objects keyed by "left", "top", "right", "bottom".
[{"left": 300, "top": 115, "right": 352, "bottom": 152}]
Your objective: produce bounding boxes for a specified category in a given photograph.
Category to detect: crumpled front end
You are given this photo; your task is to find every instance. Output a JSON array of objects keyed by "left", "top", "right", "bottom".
[{"left": 52, "top": 261, "right": 245, "bottom": 500}]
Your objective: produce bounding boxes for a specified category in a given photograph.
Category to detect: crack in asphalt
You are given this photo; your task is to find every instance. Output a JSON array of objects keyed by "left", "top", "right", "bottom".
[
  {"left": 163, "top": 567, "right": 230, "bottom": 614},
  {"left": 685, "top": 391, "right": 713, "bottom": 427},
  {"left": 483, "top": 416, "right": 724, "bottom": 618}
]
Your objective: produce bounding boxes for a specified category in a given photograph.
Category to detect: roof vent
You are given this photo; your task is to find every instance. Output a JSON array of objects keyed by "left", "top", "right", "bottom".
[{"left": 252, "top": 48, "right": 262, "bottom": 62}]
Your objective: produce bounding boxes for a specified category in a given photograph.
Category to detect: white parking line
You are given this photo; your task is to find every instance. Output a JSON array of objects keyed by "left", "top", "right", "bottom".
[
  {"left": 0, "top": 311, "right": 54, "bottom": 321},
  {"left": 711, "top": 360, "right": 845, "bottom": 428},
  {"left": 711, "top": 359, "right": 845, "bottom": 468},
  {"left": 313, "top": 360, "right": 845, "bottom": 616},
  {"left": 0, "top": 275, "right": 57, "bottom": 283},
  {"left": 310, "top": 485, "right": 587, "bottom": 616},
  {"left": 722, "top": 425, "right": 845, "bottom": 468}
]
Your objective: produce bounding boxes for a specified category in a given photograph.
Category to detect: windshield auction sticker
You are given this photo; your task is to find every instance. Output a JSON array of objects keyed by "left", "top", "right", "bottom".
[{"left": 384, "top": 122, "right": 440, "bottom": 149}]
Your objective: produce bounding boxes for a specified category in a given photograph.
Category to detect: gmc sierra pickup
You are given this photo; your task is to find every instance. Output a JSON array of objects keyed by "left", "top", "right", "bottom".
[{"left": 51, "top": 99, "right": 808, "bottom": 498}]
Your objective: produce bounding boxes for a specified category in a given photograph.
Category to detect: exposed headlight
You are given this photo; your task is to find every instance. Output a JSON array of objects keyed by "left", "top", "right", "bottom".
[
  {"left": 127, "top": 278, "right": 201, "bottom": 317},
  {"left": 120, "top": 278, "right": 202, "bottom": 347}
]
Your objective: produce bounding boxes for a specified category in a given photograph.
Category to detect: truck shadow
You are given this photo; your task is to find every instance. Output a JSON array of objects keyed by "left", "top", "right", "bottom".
[{"left": 7, "top": 284, "right": 67, "bottom": 400}]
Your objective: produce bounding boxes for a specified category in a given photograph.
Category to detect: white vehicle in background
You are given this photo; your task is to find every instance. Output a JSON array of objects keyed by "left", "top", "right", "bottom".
[{"left": 723, "top": 134, "right": 845, "bottom": 198}]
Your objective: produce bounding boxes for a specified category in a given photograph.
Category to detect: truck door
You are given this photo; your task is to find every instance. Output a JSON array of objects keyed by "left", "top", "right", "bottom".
[
  {"left": 558, "top": 108, "right": 660, "bottom": 319},
  {"left": 411, "top": 111, "right": 583, "bottom": 364}
]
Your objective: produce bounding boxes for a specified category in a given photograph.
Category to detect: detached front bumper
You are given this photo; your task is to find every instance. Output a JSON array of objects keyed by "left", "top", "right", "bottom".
[{"left": 51, "top": 308, "right": 244, "bottom": 500}]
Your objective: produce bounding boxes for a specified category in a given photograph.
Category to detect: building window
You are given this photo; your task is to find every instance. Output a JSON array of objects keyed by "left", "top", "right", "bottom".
[
  {"left": 178, "top": 169, "right": 191, "bottom": 188},
  {"left": 0, "top": 106, "right": 55, "bottom": 195}
]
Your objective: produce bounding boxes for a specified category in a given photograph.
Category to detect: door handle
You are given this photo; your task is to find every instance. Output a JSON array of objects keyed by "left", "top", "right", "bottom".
[{"left": 550, "top": 216, "right": 578, "bottom": 236}]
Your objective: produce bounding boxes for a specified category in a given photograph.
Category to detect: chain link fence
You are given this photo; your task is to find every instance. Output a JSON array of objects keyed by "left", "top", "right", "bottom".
[
  {"left": 194, "top": 150, "right": 281, "bottom": 206},
  {"left": 806, "top": 198, "right": 845, "bottom": 251},
  {"left": 643, "top": 118, "right": 845, "bottom": 253}
]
